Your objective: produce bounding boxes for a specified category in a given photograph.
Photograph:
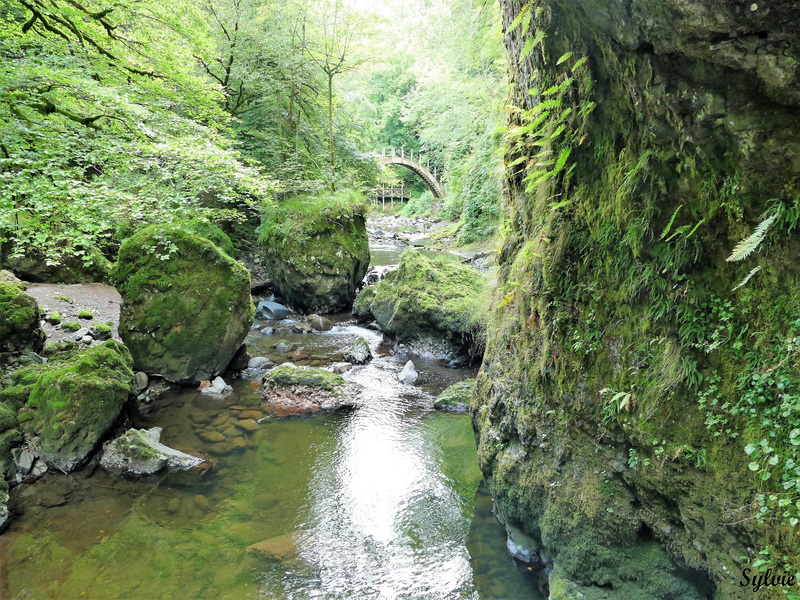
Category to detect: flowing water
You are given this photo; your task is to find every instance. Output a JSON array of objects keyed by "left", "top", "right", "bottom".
[{"left": 1, "top": 319, "right": 542, "bottom": 599}]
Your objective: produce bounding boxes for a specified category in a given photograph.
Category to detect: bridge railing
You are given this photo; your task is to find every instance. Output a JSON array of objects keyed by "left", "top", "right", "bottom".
[{"left": 377, "top": 146, "right": 442, "bottom": 186}]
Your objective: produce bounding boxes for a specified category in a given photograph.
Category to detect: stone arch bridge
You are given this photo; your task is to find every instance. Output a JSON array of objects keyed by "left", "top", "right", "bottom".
[{"left": 377, "top": 147, "right": 445, "bottom": 198}]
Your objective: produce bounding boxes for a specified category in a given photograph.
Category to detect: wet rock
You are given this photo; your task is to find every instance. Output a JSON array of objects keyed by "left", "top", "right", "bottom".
[
  {"left": 89, "top": 324, "right": 112, "bottom": 341},
  {"left": 199, "top": 431, "right": 225, "bottom": 443},
  {"left": 80, "top": 335, "right": 93, "bottom": 344},
  {"left": 434, "top": 379, "right": 475, "bottom": 413},
  {"left": 274, "top": 341, "right": 295, "bottom": 354},
  {"left": 166, "top": 498, "right": 181, "bottom": 513},
  {"left": 227, "top": 344, "right": 250, "bottom": 372},
  {"left": 115, "top": 225, "right": 255, "bottom": 385},
  {"left": 194, "top": 494, "right": 212, "bottom": 512},
  {"left": 330, "top": 362, "right": 352, "bottom": 374},
  {"left": 288, "top": 348, "right": 309, "bottom": 361},
  {"left": 231, "top": 437, "right": 248, "bottom": 449},
  {"left": 291, "top": 322, "right": 314, "bottom": 334},
  {"left": 200, "top": 376, "right": 232, "bottom": 396},
  {"left": 260, "top": 327, "right": 275, "bottom": 336},
  {"left": 262, "top": 365, "right": 359, "bottom": 416},
  {"left": 211, "top": 414, "right": 229, "bottom": 427},
  {"left": 235, "top": 419, "right": 259, "bottom": 432},
  {"left": 256, "top": 300, "right": 291, "bottom": 320},
  {"left": 308, "top": 314, "right": 333, "bottom": 331},
  {"left": 135, "top": 371, "right": 149, "bottom": 391},
  {"left": 247, "top": 356, "right": 273, "bottom": 369},
  {"left": 397, "top": 360, "right": 418, "bottom": 384},
  {"left": 247, "top": 531, "right": 299, "bottom": 562},
  {"left": 12, "top": 447, "right": 35, "bottom": 474},
  {"left": 101, "top": 427, "right": 205, "bottom": 476},
  {"left": 344, "top": 337, "right": 372, "bottom": 365},
  {"left": 239, "top": 410, "right": 263, "bottom": 420}
]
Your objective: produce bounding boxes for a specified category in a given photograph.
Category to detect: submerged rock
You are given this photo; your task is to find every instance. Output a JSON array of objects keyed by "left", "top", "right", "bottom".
[
  {"left": 397, "top": 360, "right": 418, "bottom": 384},
  {"left": 115, "top": 226, "right": 255, "bottom": 384},
  {"left": 101, "top": 427, "right": 205, "bottom": 476},
  {"left": 433, "top": 379, "right": 475, "bottom": 412},
  {"left": 247, "top": 356, "right": 274, "bottom": 369},
  {"left": 0, "top": 281, "right": 46, "bottom": 355},
  {"left": 344, "top": 337, "right": 372, "bottom": 365},
  {"left": 308, "top": 314, "right": 333, "bottom": 331},
  {"left": 262, "top": 365, "right": 358, "bottom": 416}
]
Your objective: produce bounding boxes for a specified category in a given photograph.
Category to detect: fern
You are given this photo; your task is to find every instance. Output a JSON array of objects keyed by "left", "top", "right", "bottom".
[
  {"left": 726, "top": 213, "right": 777, "bottom": 262},
  {"left": 732, "top": 265, "right": 761, "bottom": 291}
]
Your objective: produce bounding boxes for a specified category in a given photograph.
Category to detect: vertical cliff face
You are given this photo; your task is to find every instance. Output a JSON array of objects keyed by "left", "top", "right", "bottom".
[{"left": 474, "top": 1, "right": 800, "bottom": 598}]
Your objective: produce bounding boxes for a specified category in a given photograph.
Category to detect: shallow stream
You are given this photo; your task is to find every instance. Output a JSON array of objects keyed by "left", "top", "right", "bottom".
[{"left": 2, "top": 221, "right": 541, "bottom": 599}]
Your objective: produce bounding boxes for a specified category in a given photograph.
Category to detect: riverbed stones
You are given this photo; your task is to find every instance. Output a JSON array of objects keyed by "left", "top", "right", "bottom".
[
  {"left": 330, "top": 362, "right": 352, "bottom": 374},
  {"left": 199, "top": 431, "right": 225, "bottom": 443},
  {"left": 135, "top": 371, "right": 149, "bottom": 391},
  {"left": 114, "top": 225, "right": 255, "bottom": 384},
  {"left": 397, "top": 360, "right": 418, "bottom": 384},
  {"left": 308, "top": 314, "right": 333, "bottom": 331},
  {"left": 262, "top": 365, "right": 359, "bottom": 416},
  {"left": 101, "top": 427, "right": 205, "bottom": 476},
  {"left": 235, "top": 419, "right": 259, "bottom": 432},
  {"left": 247, "top": 356, "right": 273, "bottom": 369},
  {"left": 247, "top": 531, "right": 299, "bottom": 562},
  {"left": 199, "top": 377, "right": 232, "bottom": 396},
  {"left": 0, "top": 281, "right": 46, "bottom": 356},
  {"left": 344, "top": 337, "right": 372, "bottom": 365}
]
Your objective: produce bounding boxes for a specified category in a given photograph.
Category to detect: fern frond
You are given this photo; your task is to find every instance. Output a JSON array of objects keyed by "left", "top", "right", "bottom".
[
  {"left": 732, "top": 265, "right": 761, "bottom": 291},
  {"left": 726, "top": 213, "right": 777, "bottom": 262}
]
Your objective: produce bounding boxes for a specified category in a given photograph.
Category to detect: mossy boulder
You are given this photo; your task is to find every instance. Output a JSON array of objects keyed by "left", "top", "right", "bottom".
[
  {"left": 352, "top": 286, "right": 377, "bottom": 320},
  {"left": 434, "top": 379, "right": 475, "bottom": 412},
  {"left": 114, "top": 226, "right": 255, "bottom": 384},
  {"left": 1, "top": 246, "right": 112, "bottom": 283},
  {"left": 13, "top": 340, "right": 135, "bottom": 471},
  {"left": 261, "top": 365, "right": 357, "bottom": 416},
  {"left": 367, "top": 251, "right": 489, "bottom": 352},
  {"left": 0, "top": 402, "right": 22, "bottom": 478},
  {"left": 260, "top": 194, "right": 370, "bottom": 314},
  {"left": 0, "top": 282, "right": 45, "bottom": 355}
]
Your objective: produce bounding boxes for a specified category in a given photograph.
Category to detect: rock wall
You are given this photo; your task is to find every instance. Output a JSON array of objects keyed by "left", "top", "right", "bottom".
[{"left": 474, "top": 1, "right": 800, "bottom": 598}]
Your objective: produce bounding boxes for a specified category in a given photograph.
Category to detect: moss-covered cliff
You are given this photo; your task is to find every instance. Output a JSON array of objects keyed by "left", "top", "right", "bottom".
[{"left": 474, "top": 1, "right": 800, "bottom": 598}]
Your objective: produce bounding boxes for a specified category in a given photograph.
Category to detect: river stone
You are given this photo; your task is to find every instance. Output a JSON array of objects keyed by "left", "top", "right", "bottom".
[
  {"left": 344, "top": 337, "right": 372, "bottom": 365},
  {"left": 200, "top": 376, "right": 232, "bottom": 396},
  {"left": 330, "top": 362, "right": 352, "bottom": 374},
  {"left": 18, "top": 340, "right": 134, "bottom": 472},
  {"left": 199, "top": 431, "right": 225, "bottom": 443},
  {"left": 0, "top": 282, "right": 46, "bottom": 355},
  {"left": 114, "top": 225, "right": 255, "bottom": 385},
  {"left": 72, "top": 327, "right": 90, "bottom": 341},
  {"left": 231, "top": 437, "right": 248, "bottom": 449},
  {"left": 239, "top": 410, "right": 263, "bottom": 420},
  {"left": 288, "top": 348, "right": 309, "bottom": 361},
  {"left": 194, "top": 494, "right": 212, "bottom": 512},
  {"left": 308, "top": 314, "right": 333, "bottom": 331},
  {"left": 256, "top": 300, "right": 291, "bottom": 320},
  {"left": 101, "top": 427, "right": 205, "bottom": 476},
  {"left": 262, "top": 365, "right": 359, "bottom": 416},
  {"left": 134, "top": 371, "right": 149, "bottom": 391},
  {"left": 247, "top": 532, "right": 299, "bottom": 562},
  {"left": 260, "top": 327, "right": 275, "bottom": 336},
  {"left": 235, "top": 419, "right": 259, "bottom": 432},
  {"left": 397, "top": 360, "right": 418, "bottom": 384},
  {"left": 248, "top": 356, "right": 273, "bottom": 369}
]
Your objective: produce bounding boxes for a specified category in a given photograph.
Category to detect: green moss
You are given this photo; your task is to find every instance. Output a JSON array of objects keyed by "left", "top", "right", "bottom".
[
  {"left": 0, "top": 402, "right": 17, "bottom": 431},
  {"left": 368, "top": 251, "right": 489, "bottom": 351},
  {"left": 21, "top": 340, "right": 134, "bottom": 470},
  {"left": 46, "top": 312, "right": 62, "bottom": 324},
  {"left": 434, "top": 379, "right": 475, "bottom": 411},
  {"left": 182, "top": 219, "right": 237, "bottom": 257},
  {"left": 352, "top": 286, "right": 377, "bottom": 319},
  {"left": 264, "top": 366, "right": 345, "bottom": 393},
  {"left": 62, "top": 321, "right": 81, "bottom": 332},
  {"left": 0, "top": 281, "right": 45, "bottom": 354},
  {"left": 259, "top": 192, "right": 370, "bottom": 313},
  {"left": 114, "top": 225, "right": 254, "bottom": 383},
  {"left": 77, "top": 310, "right": 93, "bottom": 320},
  {"left": 54, "top": 295, "right": 73, "bottom": 303}
]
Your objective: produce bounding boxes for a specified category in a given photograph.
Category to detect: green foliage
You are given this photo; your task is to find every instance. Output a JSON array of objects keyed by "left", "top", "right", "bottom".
[{"left": 399, "top": 190, "right": 435, "bottom": 218}]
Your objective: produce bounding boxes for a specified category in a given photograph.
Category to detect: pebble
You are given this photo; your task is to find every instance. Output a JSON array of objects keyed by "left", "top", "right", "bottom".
[
  {"left": 235, "top": 419, "right": 259, "bottom": 432},
  {"left": 199, "top": 431, "right": 225, "bottom": 443},
  {"left": 166, "top": 498, "right": 181, "bottom": 513},
  {"left": 239, "top": 410, "right": 262, "bottom": 420},
  {"left": 134, "top": 371, "right": 149, "bottom": 391},
  {"left": 231, "top": 437, "right": 248, "bottom": 449},
  {"left": 212, "top": 414, "right": 229, "bottom": 427},
  {"left": 194, "top": 494, "right": 212, "bottom": 512}
]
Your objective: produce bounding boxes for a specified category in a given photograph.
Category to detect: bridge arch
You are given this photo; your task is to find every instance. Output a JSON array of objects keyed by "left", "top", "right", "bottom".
[{"left": 378, "top": 148, "right": 445, "bottom": 198}]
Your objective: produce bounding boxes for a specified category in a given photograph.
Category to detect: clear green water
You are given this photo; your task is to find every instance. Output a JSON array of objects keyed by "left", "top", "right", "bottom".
[{"left": 2, "top": 323, "right": 542, "bottom": 599}]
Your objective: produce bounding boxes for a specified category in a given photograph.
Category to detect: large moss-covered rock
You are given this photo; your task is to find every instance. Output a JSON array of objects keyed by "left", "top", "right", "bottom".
[
  {"left": 260, "top": 195, "right": 369, "bottom": 314},
  {"left": 367, "top": 251, "right": 488, "bottom": 352},
  {"left": 1, "top": 246, "right": 112, "bottom": 283},
  {"left": 261, "top": 365, "right": 357, "bottom": 416},
  {"left": 475, "top": 0, "right": 800, "bottom": 598},
  {"left": 434, "top": 379, "right": 475, "bottom": 412},
  {"left": 115, "top": 226, "right": 255, "bottom": 384},
  {"left": 0, "top": 281, "right": 45, "bottom": 355},
  {"left": 11, "top": 340, "right": 135, "bottom": 471}
]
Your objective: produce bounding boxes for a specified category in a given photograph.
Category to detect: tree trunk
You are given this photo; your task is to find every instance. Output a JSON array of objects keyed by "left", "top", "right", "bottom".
[{"left": 327, "top": 71, "right": 335, "bottom": 192}]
